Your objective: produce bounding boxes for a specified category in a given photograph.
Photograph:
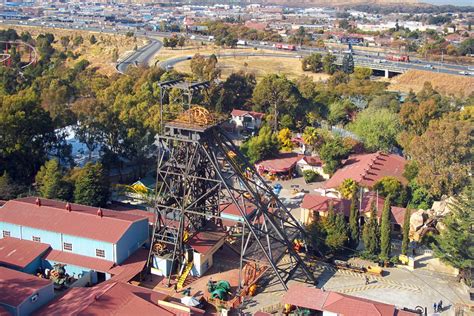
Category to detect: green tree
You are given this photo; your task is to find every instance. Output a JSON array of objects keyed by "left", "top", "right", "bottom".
[
  {"left": 407, "top": 114, "right": 472, "bottom": 198},
  {"left": 323, "top": 53, "right": 337, "bottom": 74},
  {"left": 319, "top": 137, "right": 350, "bottom": 175},
  {"left": 352, "top": 67, "right": 372, "bottom": 80},
  {"left": 326, "top": 213, "right": 349, "bottom": 252},
  {"left": 348, "top": 107, "right": 401, "bottom": 152},
  {"left": 379, "top": 195, "right": 392, "bottom": 260},
  {"left": 401, "top": 209, "right": 412, "bottom": 256},
  {"left": 0, "top": 172, "right": 20, "bottom": 200},
  {"left": 362, "top": 202, "right": 379, "bottom": 256},
  {"left": 302, "top": 53, "right": 323, "bottom": 73},
  {"left": 241, "top": 125, "right": 279, "bottom": 163},
  {"left": 338, "top": 178, "right": 358, "bottom": 199},
  {"left": 342, "top": 53, "right": 354, "bottom": 74},
  {"left": 35, "top": 159, "right": 71, "bottom": 200},
  {"left": 0, "top": 89, "right": 56, "bottom": 182},
  {"left": 190, "top": 53, "right": 220, "bottom": 81},
  {"left": 89, "top": 35, "right": 97, "bottom": 45},
  {"left": 373, "top": 176, "right": 408, "bottom": 206},
  {"left": 73, "top": 162, "right": 109, "bottom": 207},
  {"left": 432, "top": 188, "right": 473, "bottom": 281},
  {"left": 252, "top": 74, "right": 301, "bottom": 131},
  {"left": 328, "top": 99, "right": 356, "bottom": 126},
  {"left": 60, "top": 36, "right": 70, "bottom": 51},
  {"left": 349, "top": 195, "right": 359, "bottom": 248}
]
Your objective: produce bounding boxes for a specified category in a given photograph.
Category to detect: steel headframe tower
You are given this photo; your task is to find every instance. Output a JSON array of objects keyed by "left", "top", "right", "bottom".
[{"left": 148, "top": 79, "right": 315, "bottom": 293}]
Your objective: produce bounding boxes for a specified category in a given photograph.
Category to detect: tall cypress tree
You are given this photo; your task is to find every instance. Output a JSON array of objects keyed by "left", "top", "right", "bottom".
[
  {"left": 380, "top": 195, "right": 392, "bottom": 260},
  {"left": 401, "top": 209, "right": 412, "bottom": 256},
  {"left": 349, "top": 195, "right": 359, "bottom": 249},
  {"left": 362, "top": 201, "right": 379, "bottom": 256}
]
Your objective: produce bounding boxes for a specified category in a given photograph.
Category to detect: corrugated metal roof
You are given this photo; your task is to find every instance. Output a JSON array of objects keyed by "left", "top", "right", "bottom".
[
  {"left": 0, "top": 237, "right": 50, "bottom": 269},
  {"left": 44, "top": 249, "right": 115, "bottom": 273},
  {"left": 325, "top": 152, "right": 407, "bottom": 189},
  {"left": 0, "top": 197, "right": 148, "bottom": 243},
  {"left": 0, "top": 267, "right": 52, "bottom": 307}
]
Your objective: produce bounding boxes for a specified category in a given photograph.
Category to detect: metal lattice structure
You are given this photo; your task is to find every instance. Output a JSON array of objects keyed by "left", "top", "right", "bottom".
[{"left": 148, "top": 80, "right": 315, "bottom": 296}]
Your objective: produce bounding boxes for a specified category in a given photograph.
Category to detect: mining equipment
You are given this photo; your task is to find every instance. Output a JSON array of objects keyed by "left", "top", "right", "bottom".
[{"left": 147, "top": 79, "right": 316, "bottom": 307}]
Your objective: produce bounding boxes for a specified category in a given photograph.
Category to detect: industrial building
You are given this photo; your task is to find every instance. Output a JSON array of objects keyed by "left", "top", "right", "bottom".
[{"left": 0, "top": 197, "right": 149, "bottom": 285}]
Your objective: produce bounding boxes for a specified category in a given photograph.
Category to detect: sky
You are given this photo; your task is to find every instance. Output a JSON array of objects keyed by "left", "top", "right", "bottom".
[{"left": 422, "top": 0, "right": 474, "bottom": 5}]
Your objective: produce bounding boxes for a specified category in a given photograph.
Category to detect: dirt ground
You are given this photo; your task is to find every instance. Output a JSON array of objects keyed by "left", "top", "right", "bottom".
[{"left": 389, "top": 69, "right": 474, "bottom": 97}]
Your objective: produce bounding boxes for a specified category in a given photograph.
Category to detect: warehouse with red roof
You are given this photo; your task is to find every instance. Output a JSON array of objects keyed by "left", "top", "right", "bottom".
[{"left": 0, "top": 197, "right": 149, "bottom": 285}]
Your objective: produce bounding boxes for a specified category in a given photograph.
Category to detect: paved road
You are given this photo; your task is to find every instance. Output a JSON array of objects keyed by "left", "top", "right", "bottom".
[{"left": 116, "top": 38, "right": 162, "bottom": 73}]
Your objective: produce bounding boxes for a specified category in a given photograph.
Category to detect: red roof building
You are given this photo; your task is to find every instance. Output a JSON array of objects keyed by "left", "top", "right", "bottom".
[
  {"left": 300, "top": 193, "right": 407, "bottom": 228},
  {"left": 36, "top": 280, "right": 205, "bottom": 316},
  {"left": 324, "top": 152, "right": 407, "bottom": 191},
  {"left": 283, "top": 284, "right": 417, "bottom": 316},
  {"left": 0, "top": 237, "right": 50, "bottom": 272},
  {"left": 0, "top": 197, "right": 147, "bottom": 244},
  {"left": 0, "top": 267, "right": 54, "bottom": 316},
  {"left": 256, "top": 152, "right": 303, "bottom": 174}
]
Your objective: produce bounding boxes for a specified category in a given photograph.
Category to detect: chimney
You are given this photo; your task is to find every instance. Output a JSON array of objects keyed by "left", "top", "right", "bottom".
[
  {"left": 35, "top": 198, "right": 41, "bottom": 207},
  {"left": 65, "top": 202, "right": 72, "bottom": 212},
  {"left": 97, "top": 208, "right": 103, "bottom": 218}
]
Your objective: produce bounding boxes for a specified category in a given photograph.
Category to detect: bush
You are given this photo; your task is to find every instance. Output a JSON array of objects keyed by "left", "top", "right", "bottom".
[{"left": 303, "top": 170, "right": 320, "bottom": 183}]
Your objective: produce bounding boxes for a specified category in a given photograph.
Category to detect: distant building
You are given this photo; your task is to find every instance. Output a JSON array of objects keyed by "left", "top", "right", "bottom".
[
  {"left": 0, "top": 267, "right": 54, "bottom": 316},
  {"left": 230, "top": 109, "right": 264, "bottom": 131},
  {"left": 0, "top": 197, "right": 149, "bottom": 284}
]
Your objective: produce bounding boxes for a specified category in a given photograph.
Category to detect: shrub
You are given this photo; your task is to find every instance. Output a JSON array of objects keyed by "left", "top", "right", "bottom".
[{"left": 303, "top": 170, "right": 320, "bottom": 183}]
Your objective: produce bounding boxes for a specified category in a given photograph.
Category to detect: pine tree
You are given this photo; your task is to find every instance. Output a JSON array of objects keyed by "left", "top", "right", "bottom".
[
  {"left": 349, "top": 195, "right": 359, "bottom": 248},
  {"left": 432, "top": 188, "right": 473, "bottom": 276},
  {"left": 401, "top": 209, "right": 412, "bottom": 256},
  {"left": 362, "top": 201, "right": 379, "bottom": 256},
  {"left": 35, "top": 160, "right": 71, "bottom": 200},
  {"left": 342, "top": 53, "right": 354, "bottom": 74},
  {"left": 379, "top": 195, "right": 392, "bottom": 260},
  {"left": 74, "top": 162, "right": 109, "bottom": 207}
]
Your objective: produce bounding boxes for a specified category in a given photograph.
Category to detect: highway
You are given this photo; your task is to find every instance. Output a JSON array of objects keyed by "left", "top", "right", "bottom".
[
  {"left": 116, "top": 39, "right": 162, "bottom": 73},
  {"left": 2, "top": 20, "right": 472, "bottom": 77}
]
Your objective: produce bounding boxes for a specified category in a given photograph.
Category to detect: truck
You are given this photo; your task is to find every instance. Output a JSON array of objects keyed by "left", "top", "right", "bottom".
[
  {"left": 274, "top": 43, "right": 296, "bottom": 51},
  {"left": 387, "top": 54, "right": 410, "bottom": 62}
]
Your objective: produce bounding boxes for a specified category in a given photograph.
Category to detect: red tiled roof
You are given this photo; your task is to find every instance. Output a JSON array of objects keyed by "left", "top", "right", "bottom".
[
  {"left": 301, "top": 193, "right": 407, "bottom": 226},
  {"left": 360, "top": 192, "right": 407, "bottom": 226},
  {"left": 0, "top": 266, "right": 52, "bottom": 307},
  {"left": 0, "top": 197, "right": 148, "bottom": 243},
  {"left": 188, "top": 229, "right": 226, "bottom": 255},
  {"left": 109, "top": 248, "right": 149, "bottom": 282},
  {"left": 301, "top": 156, "right": 323, "bottom": 166},
  {"left": 231, "top": 109, "right": 265, "bottom": 119},
  {"left": 283, "top": 284, "right": 411, "bottom": 316},
  {"left": 256, "top": 153, "right": 303, "bottom": 173},
  {"left": 44, "top": 249, "right": 115, "bottom": 273},
  {"left": 300, "top": 194, "right": 352, "bottom": 217},
  {"left": 0, "top": 237, "right": 50, "bottom": 269},
  {"left": 36, "top": 281, "right": 176, "bottom": 316},
  {"left": 324, "top": 152, "right": 407, "bottom": 189}
]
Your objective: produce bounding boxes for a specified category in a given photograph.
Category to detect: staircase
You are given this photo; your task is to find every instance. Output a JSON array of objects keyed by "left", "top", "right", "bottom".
[{"left": 177, "top": 262, "right": 193, "bottom": 290}]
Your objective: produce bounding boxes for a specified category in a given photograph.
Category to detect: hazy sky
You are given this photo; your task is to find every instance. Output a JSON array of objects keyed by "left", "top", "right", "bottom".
[{"left": 422, "top": 0, "right": 473, "bottom": 5}]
